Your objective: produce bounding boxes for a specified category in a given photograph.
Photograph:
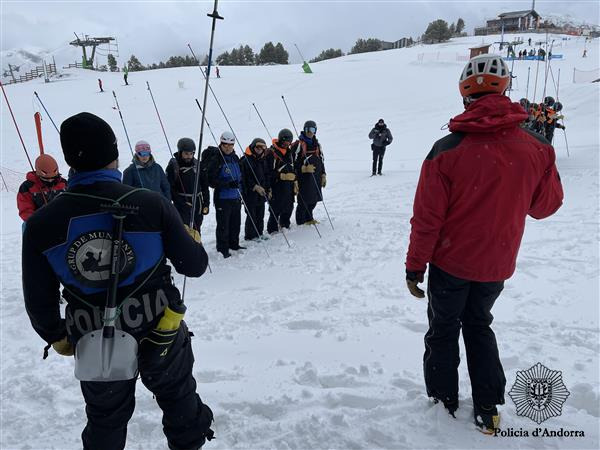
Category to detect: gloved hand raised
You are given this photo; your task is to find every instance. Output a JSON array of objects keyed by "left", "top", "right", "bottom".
[
  {"left": 406, "top": 270, "right": 425, "bottom": 299},
  {"left": 301, "top": 164, "right": 316, "bottom": 174}
]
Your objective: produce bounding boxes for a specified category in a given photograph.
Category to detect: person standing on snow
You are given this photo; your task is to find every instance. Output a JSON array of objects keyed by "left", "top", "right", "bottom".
[
  {"left": 123, "top": 66, "right": 129, "bottom": 85},
  {"left": 22, "top": 112, "right": 214, "bottom": 449},
  {"left": 292, "top": 120, "right": 326, "bottom": 225},
  {"left": 405, "top": 54, "right": 563, "bottom": 433},
  {"left": 122, "top": 140, "right": 171, "bottom": 200},
  {"left": 17, "top": 154, "right": 67, "bottom": 221},
  {"left": 266, "top": 128, "right": 296, "bottom": 233},
  {"left": 206, "top": 131, "right": 245, "bottom": 258},
  {"left": 97, "top": 78, "right": 104, "bottom": 93},
  {"left": 368, "top": 119, "right": 393, "bottom": 176},
  {"left": 240, "top": 138, "right": 270, "bottom": 241},
  {"left": 166, "top": 138, "right": 210, "bottom": 238}
]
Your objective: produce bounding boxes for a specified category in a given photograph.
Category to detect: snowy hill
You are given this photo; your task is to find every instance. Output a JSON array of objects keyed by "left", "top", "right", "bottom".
[{"left": 1, "top": 33, "right": 599, "bottom": 449}]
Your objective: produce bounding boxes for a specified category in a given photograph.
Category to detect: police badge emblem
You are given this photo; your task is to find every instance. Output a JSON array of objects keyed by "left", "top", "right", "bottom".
[{"left": 508, "top": 362, "right": 570, "bottom": 424}]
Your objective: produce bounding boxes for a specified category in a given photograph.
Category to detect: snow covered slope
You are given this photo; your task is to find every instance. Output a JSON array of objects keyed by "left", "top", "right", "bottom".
[{"left": 1, "top": 33, "right": 599, "bottom": 449}]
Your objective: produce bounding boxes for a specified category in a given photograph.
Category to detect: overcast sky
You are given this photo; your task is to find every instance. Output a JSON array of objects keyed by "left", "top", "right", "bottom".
[{"left": 1, "top": 0, "right": 598, "bottom": 65}]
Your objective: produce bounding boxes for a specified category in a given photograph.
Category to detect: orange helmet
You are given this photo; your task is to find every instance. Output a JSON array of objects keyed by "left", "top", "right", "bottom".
[
  {"left": 459, "top": 54, "right": 510, "bottom": 98},
  {"left": 35, "top": 154, "right": 59, "bottom": 179}
]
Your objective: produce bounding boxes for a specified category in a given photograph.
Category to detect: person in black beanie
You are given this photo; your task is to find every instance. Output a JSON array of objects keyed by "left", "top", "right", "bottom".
[
  {"left": 240, "top": 137, "right": 270, "bottom": 240},
  {"left": 22, "top": 112, "right": 214, "bottom": 450},
  {"left": 368, "top": 119, "right": 393, "bottom": 176},
  {"left": 166, "top": 138, "right": 210, "bottom": 237}
]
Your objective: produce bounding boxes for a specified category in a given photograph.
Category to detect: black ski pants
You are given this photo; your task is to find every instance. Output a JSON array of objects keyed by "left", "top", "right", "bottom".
[
  {"left": 423, "top": 264, "right": 506, "bottom": 406},
  {"left": 244, "top": 202, "right": 265, "bottom": 240},
  {"left": 215, "top": 198, "right": 241, "bottom": 253},
  {"left": 372, "top": 145, "right": 386, "bottom": 174},
  {"left": 267, "top": 199, "right": 293, "bottom": 233},
  {"left": 80, "top": 325, "right": 213, "bottom": 450},
  {"left": 296, "top": 201, "right": 317, "bottom": 225}
]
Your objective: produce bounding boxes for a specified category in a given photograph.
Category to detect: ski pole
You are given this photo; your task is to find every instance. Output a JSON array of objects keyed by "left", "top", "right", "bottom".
[
  {"left": 562, "top": 126, "right": 570, "bottom": 158},
  {"left": 112, "top": 91, "right": 144, "bottom": 188},
  {"left": 525, "top": 66, "right": 531, "bottom": 100},
  {"left": 0, "top": 171, "right": 9, "bottom": 192},
  {"left": 556, "top": 68, "right": 561, "bottom": 101},
  {"left": 281, "top": 95, "right": 334, "bottom": 231},
  {"left": 147, "top": 82, "right": 212, "bottom": 274},
  {"left": 194, "top": 99, "right": 219, "bottom": 145},
  {"left": 33, "top": 91, "right": 60, "bottom": 133},
  {"left": 252, "top": 103, "right": 272, "bottom": 140},
  {"left": 183, "top": 1, "right": 224, "bottom": 297}
]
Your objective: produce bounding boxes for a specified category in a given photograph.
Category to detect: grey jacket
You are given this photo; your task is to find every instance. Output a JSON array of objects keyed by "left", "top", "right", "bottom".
[{"left": 369, "top": 126, "right": 393, "bottom": 148}]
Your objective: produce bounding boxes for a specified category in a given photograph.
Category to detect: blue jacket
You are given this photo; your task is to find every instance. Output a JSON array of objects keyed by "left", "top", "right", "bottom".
[
  {"left": 215, "top": 152, "right": 242, "bottom": 201},
  {"left": 122, "top": 156, "right": 171, "bottom": 200}
]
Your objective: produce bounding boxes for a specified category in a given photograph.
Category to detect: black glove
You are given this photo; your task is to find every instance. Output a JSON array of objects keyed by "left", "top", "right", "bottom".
[
  {"left": 227, "top": 180, "right": 238, "bottom": 188},
  {"left": 406, "top": 270, "right": 425, "bottom": 299}
]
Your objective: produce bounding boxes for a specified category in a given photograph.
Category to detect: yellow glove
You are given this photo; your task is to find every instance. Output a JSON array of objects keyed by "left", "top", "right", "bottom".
[
  {"left": 183, "top": 224, "right": 201, "bottom": 243},
  {"left": 293, "top": 181, "right": 299, "bottom": 195},
  {"left": 267, "top": 189, "right": 272, "bottom": 200},
  {"left": 156, "top": 306, "right": 185, "bottom": 331},
  {"left": 321, "top": 174, "right": 327, "bottom": 188},
  {"left": 280, "top": 172, "right": 296, "bottom": 181},
  {"left": 301, "top": 164, "right": 316, "bottom": 174},
  {"left": 52, "top": 336, "right": 74, "bottom": 356},
  {"left": 202, "top": 207, "right": 209, "bottom": 215}
]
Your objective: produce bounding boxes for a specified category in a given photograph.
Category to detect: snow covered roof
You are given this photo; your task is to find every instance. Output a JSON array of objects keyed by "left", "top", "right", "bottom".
[{"left": 498, "top": 10, "right": 540, "bottom": 19}]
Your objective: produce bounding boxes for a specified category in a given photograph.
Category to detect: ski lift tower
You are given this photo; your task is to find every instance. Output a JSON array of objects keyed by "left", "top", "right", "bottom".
[{"left": 69, "top": 33, "right": 115, "bottom": 69}]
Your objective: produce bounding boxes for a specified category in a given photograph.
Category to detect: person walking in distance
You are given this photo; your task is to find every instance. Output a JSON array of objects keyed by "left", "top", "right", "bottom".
[{"left": 368, "top": 119, "right": 393, "bottom": 176}]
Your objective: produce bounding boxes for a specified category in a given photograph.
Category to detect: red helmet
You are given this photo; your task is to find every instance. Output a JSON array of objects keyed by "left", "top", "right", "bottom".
[
  {"left": 35, "top": 154, "right": 59, "bottom": 179},
  {"left": 459, "top": 54, "right": 510, "bottom": 98}
]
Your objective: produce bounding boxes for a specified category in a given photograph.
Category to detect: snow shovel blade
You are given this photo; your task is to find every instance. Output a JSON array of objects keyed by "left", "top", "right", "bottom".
[{"left": 74, "top": 329, "right": 138, "bottom": 381}]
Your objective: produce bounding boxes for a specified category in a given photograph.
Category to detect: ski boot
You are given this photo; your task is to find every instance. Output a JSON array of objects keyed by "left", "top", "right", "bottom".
[
  {"left": 433, "top": 397, "right": 459, "bottom": 418},
  {"left": 474, "top": 404, "right": 500, "bottom": 434}
]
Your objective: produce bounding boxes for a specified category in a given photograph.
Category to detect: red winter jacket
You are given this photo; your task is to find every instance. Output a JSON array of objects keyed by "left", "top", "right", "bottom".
[
  {"left": 406, "top": 94, "right": 563, "bottom": 282},
  {"left": 17, "top": 171, "right": 67, "bottom": 221}
]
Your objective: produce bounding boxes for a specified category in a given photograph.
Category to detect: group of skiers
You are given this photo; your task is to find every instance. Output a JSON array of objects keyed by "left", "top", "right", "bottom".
[
  {"left": 519, "top": 95, "right": 565, "bottom": 143},
  {"left": 17, "top": 120, "right": 326, "bottom": 260}
]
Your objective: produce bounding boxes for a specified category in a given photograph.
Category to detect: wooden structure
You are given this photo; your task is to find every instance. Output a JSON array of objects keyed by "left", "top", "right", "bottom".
[
  {"left": 2, "top": 60, "right": 57, "bottom": 85},
  {"left": 475, "top": 10, "right": 541, "bottom": 35},
  {"left": 469, "top": 44, "right": 491, "bottom": 58}
]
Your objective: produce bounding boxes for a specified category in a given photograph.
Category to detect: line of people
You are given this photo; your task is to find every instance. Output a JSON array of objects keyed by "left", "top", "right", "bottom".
[
  {"left": 17, "top": 120, "right": 327, "bottom": 260},
  {"left": 519, "top": 96, "right": 565, "bottom": 143}
]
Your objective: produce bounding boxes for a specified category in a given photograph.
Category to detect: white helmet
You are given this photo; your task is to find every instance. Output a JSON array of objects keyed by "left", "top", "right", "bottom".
[
  {"left": 459, "top": 54, "right": 509, "bottom": 97},
  {"left": 220, "top": 131, "right": 235, "bottom": 145}
]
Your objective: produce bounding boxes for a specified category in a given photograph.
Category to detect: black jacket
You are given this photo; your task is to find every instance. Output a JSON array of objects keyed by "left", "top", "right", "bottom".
[
  {"left": 369, "top": 125, "right": 393, "bottom": 148},
  {"left": 166, "top": 152, "right": 210, "bottom": 222},
  {"left": 266, "top": 141, "right": 296, "bottom": 206},
  {"left": 292, "top": 133, "right": 325, "bottom": 204},
  {"left": 240, "top": 149, "right": 270, "bottom": 205},
  {"left": 22, "top": 171, "right": 208, "bottom": 346}
]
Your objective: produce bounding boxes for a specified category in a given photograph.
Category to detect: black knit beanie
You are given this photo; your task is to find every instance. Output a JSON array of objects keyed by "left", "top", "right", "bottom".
[{"left": 60, "top": 112, "right": 118, "bottom": 171}]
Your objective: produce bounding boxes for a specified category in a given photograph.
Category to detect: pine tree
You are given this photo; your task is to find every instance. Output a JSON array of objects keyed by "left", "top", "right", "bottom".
[
  {"left": 127, "top": 55, "right": 144, "bottom": 71},
  {"left": 456, "top": 18, "right": 465, "bottom": 34},
  {"left": 449, "top": 23, "right": 456, "bottom": 35},
  {"left": 309, "top": 48, "right": 344, "bottom": 63},
  {"left": 257, "top": 42, "right": 277, "bottom": 64},
  {"left": 107, "top": 54, "right": 118, "bottom": 72},
  {"left": 216, "top": 51, "right": 231, "bottom": 66},
  {"left": 242, "top": 45, "right": 255, "bottom": 65},
  {"left": 349, "top": 38, "right": 382, "bottom": 54},
  {"left": 422, "top": 20, "right": 452, "bottom": 44},
  {"left": 274, "top": 42, "right": 289, "bottom": 64}
]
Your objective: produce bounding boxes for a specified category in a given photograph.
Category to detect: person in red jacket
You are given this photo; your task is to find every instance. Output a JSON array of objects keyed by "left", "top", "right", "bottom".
[
  {"left": 17, "top": 154, "right": 67, "bottom": 221},
  {"left": 405, "top": 54, "right": 563, "bottom": 433}
]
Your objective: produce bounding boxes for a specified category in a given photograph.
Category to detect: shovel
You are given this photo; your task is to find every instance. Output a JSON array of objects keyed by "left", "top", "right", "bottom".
[{"left": 75, "top": 203, "right": 140, "bottom": 382}]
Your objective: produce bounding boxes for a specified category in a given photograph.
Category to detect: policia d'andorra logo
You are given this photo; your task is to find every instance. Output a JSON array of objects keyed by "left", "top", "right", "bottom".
[
  {"left": 66, "top": 230, "right": 135, "bottom": 288},
  {"left": 508, "top": 362, "right": 570, "bottom": 424}
]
